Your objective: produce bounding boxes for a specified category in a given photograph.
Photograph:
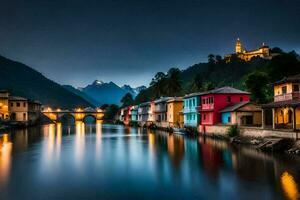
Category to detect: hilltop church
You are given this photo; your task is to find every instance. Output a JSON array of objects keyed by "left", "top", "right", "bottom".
[{"left": 225, "top": 38, "right": 274, "bottom": 62}]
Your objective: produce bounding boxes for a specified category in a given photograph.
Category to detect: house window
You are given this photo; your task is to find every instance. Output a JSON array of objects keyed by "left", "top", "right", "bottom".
[
  {"left": 193, "top": 99, "right": 195, "bottom": 106},
  {"left": 202, "top": 99, "right": 205, "bottom": 104},
  {"left": 211, "top": 97, "right": 214, "bottom": 103},
  {"left": 10, "top": 103, "right": 13, "bottom": 107},
  {"left": 203, "top": 114, "right": 206, "bottom": 120},
  {"left": 240, "top": 97, "right": 243, "bottom": 102},
  {"left": 23, "top": 102, "right": 26, "bottom": 107},
  {"left": 282, "top": 86, "right": 287, "bottom": 94},
  {"left": 227, "top": 96, "right": 231, "bottom": 103},
  {"left": 293, "top": 85, "right": 299, "bottom": 92},
  {"left": 23, "top": 113, "right": 26, "bottom": 120},
  {"left": 228, "top": 116, "right": 231, "bottom": 123},
  {"left": 17, "top": 102, "right": 20, "bottom": 107}
]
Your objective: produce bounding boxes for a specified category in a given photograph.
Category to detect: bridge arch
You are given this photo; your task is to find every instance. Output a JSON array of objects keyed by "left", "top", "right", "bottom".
[
  {"left": 57, "top": 113, "right": 76, "bottom": 124},
  {"left": 83, "top": 114, "right": 97, "bottom": 123}
]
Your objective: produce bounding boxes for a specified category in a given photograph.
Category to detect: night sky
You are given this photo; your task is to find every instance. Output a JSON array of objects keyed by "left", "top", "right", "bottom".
[{"left": 0, "top": 0, "right": 299, "bottom": 87}]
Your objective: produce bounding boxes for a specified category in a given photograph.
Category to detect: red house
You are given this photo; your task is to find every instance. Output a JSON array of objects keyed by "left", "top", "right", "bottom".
[
  {"left": 123, "top": 106, "right": 132, "bottom": 125},
  {"left": 199, "top": 87, "right": 250, "bottom": 125}
]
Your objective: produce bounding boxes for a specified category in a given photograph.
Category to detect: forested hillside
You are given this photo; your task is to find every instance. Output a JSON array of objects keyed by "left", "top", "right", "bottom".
[{"left": 135, "top": 48, "right": 300, "bottom": 104}]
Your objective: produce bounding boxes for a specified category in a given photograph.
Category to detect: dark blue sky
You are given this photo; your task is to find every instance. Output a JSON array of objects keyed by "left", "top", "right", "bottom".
[{"left": 0, "top": 0, "right": 299, "bottom": 87}]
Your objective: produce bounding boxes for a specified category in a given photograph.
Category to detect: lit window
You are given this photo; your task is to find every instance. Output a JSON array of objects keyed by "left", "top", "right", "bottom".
[{"left": 282, "top": 86, "right": 287, "bottom": 94}]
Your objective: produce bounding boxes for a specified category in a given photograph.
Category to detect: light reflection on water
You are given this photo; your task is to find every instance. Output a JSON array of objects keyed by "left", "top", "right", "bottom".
[{"left": 0, "top": 123, "right": 300, "bottom": 199}]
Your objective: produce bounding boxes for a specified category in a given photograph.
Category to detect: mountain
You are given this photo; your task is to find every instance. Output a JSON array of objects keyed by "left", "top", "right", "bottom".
[
  {"left": 79, "top": 80, "right": 145, "bottom": 106},
  {"left": 0, "top": 55, "right": 92, "bottom": 109},
  {"left": 121, "top": 85, "right": 146, "bottom": 96},
  {"left": 63, "top": 85, "right": 98, "bottom": 106},
  {"left": 81, "top": 80, "right": 127, "bottom": 106}
]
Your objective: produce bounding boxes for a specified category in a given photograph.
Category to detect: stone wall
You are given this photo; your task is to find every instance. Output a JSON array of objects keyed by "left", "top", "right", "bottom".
[{"left": 200, "top": 124, "right": 300, "bottom": 139}]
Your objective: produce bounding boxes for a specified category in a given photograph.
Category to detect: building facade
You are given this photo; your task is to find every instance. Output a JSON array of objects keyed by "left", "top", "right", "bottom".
[
  {"left": 0, "top": 90, "right": 9, "bottom": 120},
  {"left": 199, "top": 87, "right": 250, "bottom": 128},
  {"left": 130, "top": 106, "right": 138, "bottom": 122},
  {"left": 225, "top": 38, "right": 274, "bottom": 62},
  {"left": 183, "top": 93, "right": 201, "bottom": 127},
  {"left": 220, "top": 102, "right": 262, "bottom": 126},
  {"left": 9, "top": 96, "right": 41, "bottom": 124},
  {"left": 262, "top": 74, "right": 300, "bottom": 130},
  {"left": 138, "top": 102, "right": 150, "bottom": 126},
  {"left": 167, "top": 97, "right": 184, "bottom": 128},
  {"left": 154, "top": 97, "right": 172, "bottom": 128}
]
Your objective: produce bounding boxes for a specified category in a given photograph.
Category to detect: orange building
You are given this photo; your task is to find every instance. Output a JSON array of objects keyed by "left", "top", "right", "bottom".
[{"left": 167, "top": 97, "right": 184, "bottom": 128}]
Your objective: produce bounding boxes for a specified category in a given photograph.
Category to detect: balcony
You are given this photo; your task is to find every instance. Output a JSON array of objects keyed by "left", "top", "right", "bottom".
[
  {"left": 201, "top": 104, "right": 214, "bottom": 110},
  {"left": 274, "top": 92, "right": 300, "bottom": 102}
]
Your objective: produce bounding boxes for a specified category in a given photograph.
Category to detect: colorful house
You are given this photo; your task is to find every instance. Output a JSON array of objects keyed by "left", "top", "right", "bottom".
[
  {"left": 138, "top": 102, "right": 150, "bottom": 126},
  {"left": 262, "top": 74, "right": 300, "bottom": 130},
  {"left": 167, "top": 97, "right": 184, "bottom": 128},
  {"left": 130, "top": 106, "right": 138, "bottom": 122},
  {"left": 199, "top": 87, "right": 250, "bottom": 127},
  {"left": 148, "top": 101, "right": 155, "bottom": 123},
  {"left": 122, "top": 106, "right": 131, "bottom": 125},
  {"left": 183, "top": 92, "right": 202, "bottom": 127},
  {"left": 220, "top": 102, "right": 262, "bottom": 126},
  {"left": 154, "top": 97, "right": 172, "bottom": 128}
]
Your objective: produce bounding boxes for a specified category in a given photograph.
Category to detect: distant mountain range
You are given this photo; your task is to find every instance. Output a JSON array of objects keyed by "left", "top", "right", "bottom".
[
  {"left": 66, "top": 80, "right": 146, "bottom": 106},
  {"left": 0, "top": 55, "right": 92, "bottom": 109},
  {"left": 0, "top": 54, "right": 144, "bottom": 108}
]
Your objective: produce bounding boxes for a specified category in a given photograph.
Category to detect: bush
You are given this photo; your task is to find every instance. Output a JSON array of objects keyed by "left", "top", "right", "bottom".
[{"left": 227, "top": 125, "right": 239, "bottom": 137}]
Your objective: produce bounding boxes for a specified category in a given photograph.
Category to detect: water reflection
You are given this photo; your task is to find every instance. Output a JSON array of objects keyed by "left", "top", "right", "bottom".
[
  {"left": 75, "top": 121, "right": 85, "bottom": 169},
  {"left": 0, "top": 134, "right": 12, "bottom": 186},
  {"left": 0, "top": 124, "right": 300, "bottom": 199},
  {"left": 281, "top": 171, "right": 299, "bottom": 200}
]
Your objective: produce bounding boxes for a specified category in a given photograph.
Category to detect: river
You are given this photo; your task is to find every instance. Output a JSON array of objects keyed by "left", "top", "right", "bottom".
[{"left": 0, "top": 122, "right": 299, "bottom": 200}]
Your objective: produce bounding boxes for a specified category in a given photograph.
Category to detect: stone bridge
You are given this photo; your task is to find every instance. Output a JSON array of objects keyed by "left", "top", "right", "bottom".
[{"left": 42, "top": 107, "right": 104, "bottom": 123}]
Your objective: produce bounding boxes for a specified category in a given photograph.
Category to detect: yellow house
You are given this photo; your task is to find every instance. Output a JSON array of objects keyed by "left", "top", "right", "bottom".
[
  {"left": 0, "top": 90, "right": 9, "bottom": 120},
  {"left": 9, "top": 96, "right": 41, "bottom": 124},
  {"left": 262, "top": 74, "right": 300, "bottom": 130},
  {"left": 167, "top": 97, "right": 184, "bottom": 128}
]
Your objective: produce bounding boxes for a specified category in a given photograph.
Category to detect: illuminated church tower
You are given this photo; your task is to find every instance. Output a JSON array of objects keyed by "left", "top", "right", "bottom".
[{"left": 235, "top": 38, "right": 242, "bottom": 53}]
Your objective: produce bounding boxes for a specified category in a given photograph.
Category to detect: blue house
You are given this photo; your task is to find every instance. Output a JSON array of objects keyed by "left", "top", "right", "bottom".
[{"left": 183, "top": 92, "right": 202, "bottom": 127}]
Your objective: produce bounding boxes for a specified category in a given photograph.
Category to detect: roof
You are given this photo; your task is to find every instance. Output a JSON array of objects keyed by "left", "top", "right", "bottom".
[
  {"left": 273, "top": 74, "right": 300, "bottom": 85},
  {"left": 154, "top": 97, "right": 172, "bottom": 104},
  {"left": 9, "top": 96, "right": 27, "bottom": 101},
  {"left": 183, "top": 92, "right": 204, "bottom": 99},
  {"left": 218, "top": 101, "right": 262, "bottom": 113},
  {"left": 183, "top": 86, "right": 249, "bottom": 99},
  {"left": 203, "top": 86, "right": 250, "bottom": 95},
  {"left": 262, "top": 99, "right": 300, "bottom": 108},
  {"left": 0, "top": 90, "right": 9, "bottom": 93},
  {"left": 167, "top": 97, "right": 183, "bottom": 103},
  {"left": 139, "top": 102, "right": 150, "bottom": 107}
]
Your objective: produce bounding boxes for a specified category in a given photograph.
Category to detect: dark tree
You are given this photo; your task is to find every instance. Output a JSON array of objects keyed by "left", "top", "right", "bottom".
[
  {"left": 191, "top": 73, "right": 203, "bottom": 92},
  {"left": 165, "top": 68, "right": 182, "bottom": 96},
  {"left": 103, "top": 104, "right": 119, "bottom": 120},
  {"left": 121, "top": 93, "right": 134, "bottom": 107},
  {"left": 208, "top": 54, "right": 215, "bottom": 64},
  {"left": 203, "top": 81, "right": 215, "bottom": 91},
  {"left": 215, "top": 55, "right": 222, "bottom": 63},
  {"left": 245, "top": 71, "right": 270, "bottom": 103},
  {"left": 150, "top": 72, "right": 167, "bottom": 98}
]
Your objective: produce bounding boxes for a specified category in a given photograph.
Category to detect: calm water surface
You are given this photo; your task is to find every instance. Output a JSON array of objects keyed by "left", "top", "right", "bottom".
[{"left": 0, "top": 122, "right": 300, "bottom": 200}]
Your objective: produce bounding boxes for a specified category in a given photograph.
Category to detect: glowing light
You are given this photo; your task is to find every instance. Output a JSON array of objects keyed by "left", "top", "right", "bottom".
[
  {"left": 0, "top": 134, "right": 12, "bottom": 185},
  {"left": 281, "top": 171, "right": 299, "bottom": 200}
]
